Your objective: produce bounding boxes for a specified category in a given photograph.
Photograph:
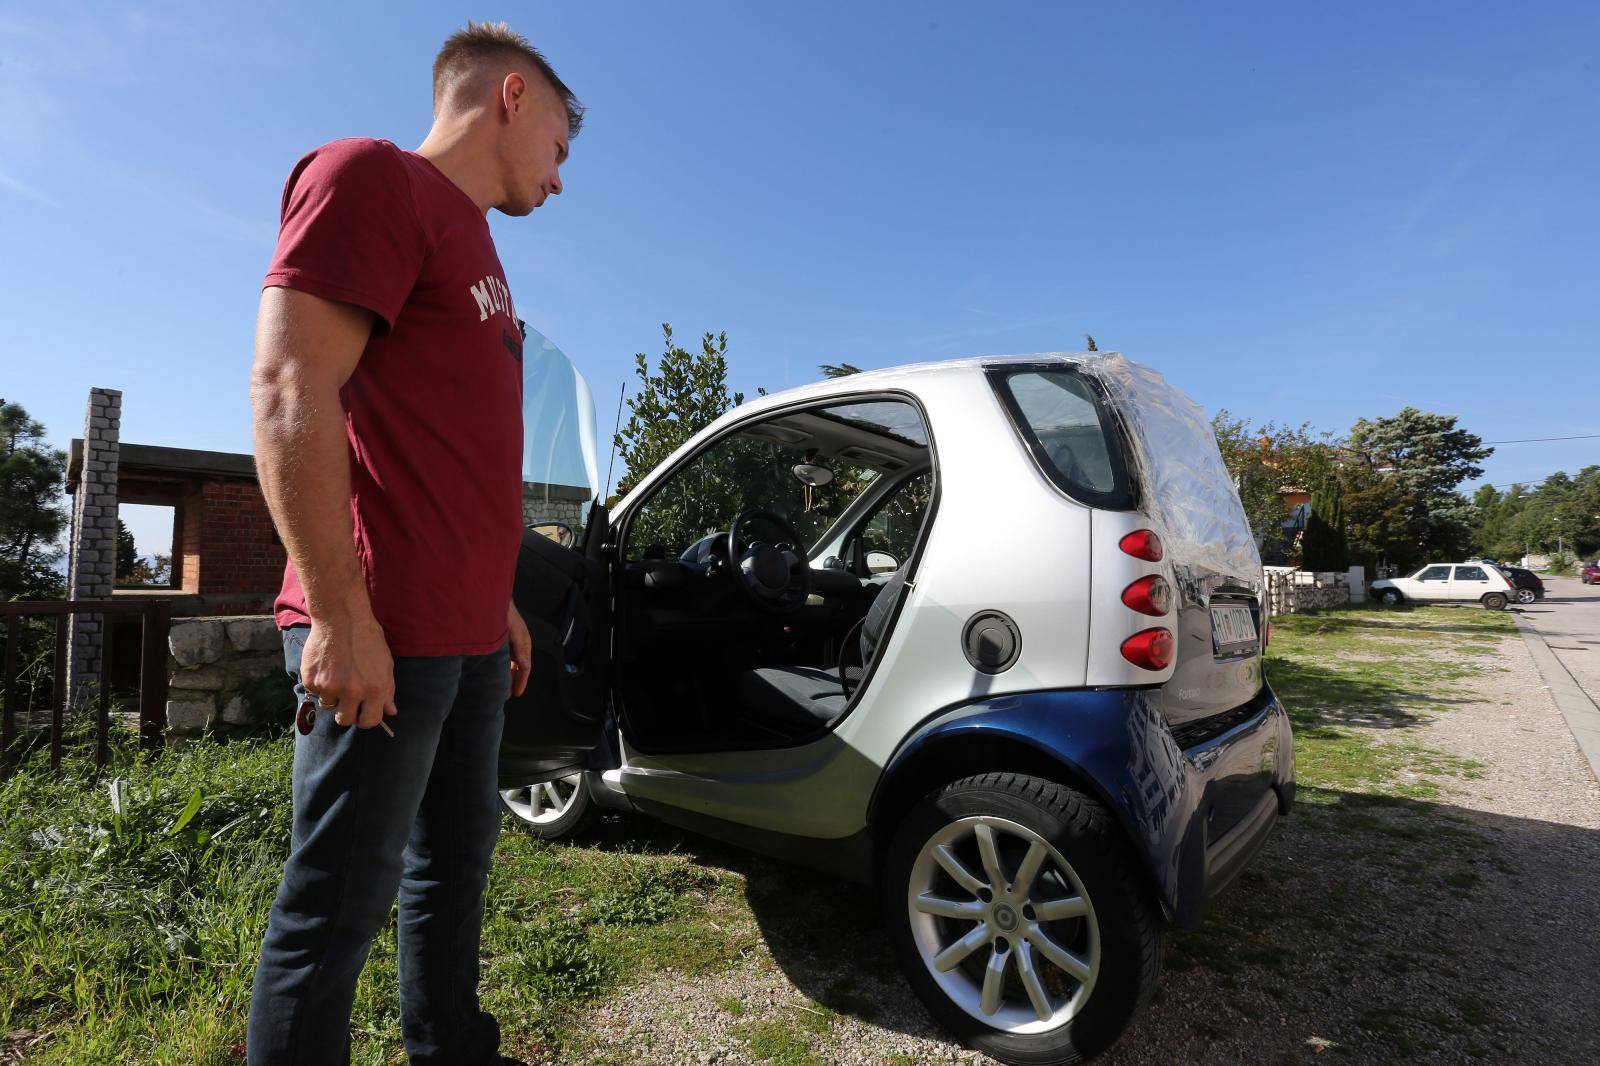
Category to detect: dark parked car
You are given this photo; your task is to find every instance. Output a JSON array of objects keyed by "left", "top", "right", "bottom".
[{"left": 1496, "top": 565, "right": 1545, "bottom": 604}]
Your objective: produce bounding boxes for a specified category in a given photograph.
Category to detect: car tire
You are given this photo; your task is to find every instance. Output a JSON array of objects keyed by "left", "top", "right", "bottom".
[
  {"left": 1483, "top": 593, "right": 1508, "bottom": 611},
  {"left": 882, "top": 772, "right": 1161, "bottom": 1065},
  {"left": 1515, "top": 588, "right": 1536, "bottom": 605},
  {"left": 1380, "top": 589, "right": 1403, "bottom": 606},
  {"left": 499, "top": 773, "right": 597, "bottom": 839}
]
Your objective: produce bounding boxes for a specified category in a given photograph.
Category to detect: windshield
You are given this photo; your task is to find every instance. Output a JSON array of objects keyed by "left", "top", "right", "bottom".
[{"left": 623, "top": 398, "right": 931, "bottom": 561}]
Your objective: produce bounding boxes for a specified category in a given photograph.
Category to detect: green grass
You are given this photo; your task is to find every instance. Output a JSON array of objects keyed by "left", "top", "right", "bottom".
[
  {"left": 0, "top": 720, "right": 740, "bottom": 1064},
  {"left": 0, "top": 724, "right": 291, "bottom": 1064},
  {"left": 732, "top": 1004, "right": 836, "bottom": 1065},
  {"left": 1266, "top": 603, "right": 1509, "bottom": 797}
]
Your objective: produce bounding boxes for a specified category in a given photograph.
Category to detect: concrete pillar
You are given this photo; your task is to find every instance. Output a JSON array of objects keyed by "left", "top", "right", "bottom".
[
  {"left": 1346, "top": 565, "right": 1366, "bottom": 603},
  {"left": 67, "top": 388, "right": 122, "bottom": 699}
]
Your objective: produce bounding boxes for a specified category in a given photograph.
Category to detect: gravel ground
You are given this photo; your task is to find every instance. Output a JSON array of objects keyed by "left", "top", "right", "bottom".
[
  {"left": 546, "top": 624, "right": 1600, "bottom": 1065},
  {"left": 1103, "top": 627, "right": 1600, "bottom": 1064}
]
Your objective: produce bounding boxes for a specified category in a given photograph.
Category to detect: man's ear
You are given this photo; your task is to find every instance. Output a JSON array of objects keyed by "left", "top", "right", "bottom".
[{"left": 501, "top": 71, "right": 527, "bottom": 118}]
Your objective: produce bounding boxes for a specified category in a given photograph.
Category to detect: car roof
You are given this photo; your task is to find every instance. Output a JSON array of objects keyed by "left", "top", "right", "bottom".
[{"left": 727, "top": 351, "right": 1104, "bottom": 419}]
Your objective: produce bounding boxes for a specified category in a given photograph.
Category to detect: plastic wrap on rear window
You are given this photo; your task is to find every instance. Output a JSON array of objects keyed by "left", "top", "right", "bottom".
[
  {"left": 985, "top": 352, "right": 1260, "bottom": 589},
  {"left": 1091, "top": 354, "right": 1261, "bottom": 588}
]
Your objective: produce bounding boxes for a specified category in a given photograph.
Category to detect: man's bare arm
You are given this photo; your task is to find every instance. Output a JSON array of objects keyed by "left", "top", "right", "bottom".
[{"left": 251, "top": 286, "right": 396, "bottom": 729}]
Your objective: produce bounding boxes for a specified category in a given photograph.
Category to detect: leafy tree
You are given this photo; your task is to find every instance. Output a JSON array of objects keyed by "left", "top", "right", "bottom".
[
  {"left": 1300, "top": 479, "right": 1349, "bottom": 571},
  {"left": 614, "top": 324, "right": 744, "bottom": 496},
  {"left": 1211, "top": 411, "right": 1336, "bottom": 562},
  {"left": 819, "top": 362, "right": 861, "bottom": 378},
  {"left": 1, "top": 399, "right": 68, "bottom": 600},
  {"left": 1474, "top": 467, "right": 1600, "bottom": 561},
  {"left": 1084, "top": 334, "right": 1098, "bottom": 352}
]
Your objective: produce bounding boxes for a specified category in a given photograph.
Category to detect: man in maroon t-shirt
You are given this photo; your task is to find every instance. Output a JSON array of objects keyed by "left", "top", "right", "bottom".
[{"left": 246, "top": 23, "right": 581, "bottom": 1065}]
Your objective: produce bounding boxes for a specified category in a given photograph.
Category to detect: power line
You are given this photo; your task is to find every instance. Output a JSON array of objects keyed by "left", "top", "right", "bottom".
[
  {"left": 1474, "top": 471, "right": 1585, "bottom": 490},
  {"left": 1483, "top": 433, "right": 1600, "bottom": 445}
]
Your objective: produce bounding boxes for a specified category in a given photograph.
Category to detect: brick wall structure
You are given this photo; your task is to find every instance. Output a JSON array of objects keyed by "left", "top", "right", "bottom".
[
  {"left": 185, "top": 479, "right": 285, "bottom": 612},
  {"left": 65, "top": 388, "right": 122, "bottom": 697},
  {"left": 68, "top": 442, "right": 288, "bottom": 619}
]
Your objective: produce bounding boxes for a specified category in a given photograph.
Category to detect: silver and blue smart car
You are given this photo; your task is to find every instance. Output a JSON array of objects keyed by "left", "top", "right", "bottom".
[{"left": 502, "top": 350, "right": 1294, "bottom": 1064}]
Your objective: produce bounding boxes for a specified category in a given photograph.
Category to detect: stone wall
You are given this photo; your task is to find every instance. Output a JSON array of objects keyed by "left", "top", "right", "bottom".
[
  {"left": 165, "top": 615, "right": 290, "bottom": 736},
  {"left": 66, "top": 388, "right": 122, "bottom": 697},
  {"left": 1263, "top": 566, "right": 1356, "bottom": 616},
  {"left": 522, "top": 481, "right": 590, "bottom": 533}
]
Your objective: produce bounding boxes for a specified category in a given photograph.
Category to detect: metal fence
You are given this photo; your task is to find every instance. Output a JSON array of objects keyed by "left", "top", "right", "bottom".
[{"left": 0, "top": 598, "right": 172, "bottom": 776}]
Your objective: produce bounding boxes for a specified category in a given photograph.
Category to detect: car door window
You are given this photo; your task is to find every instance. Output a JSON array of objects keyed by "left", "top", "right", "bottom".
[
  {"left": 520, "top": 324, "right": 602, "bottom": 533},
  {"left": 1416, "top": 566, "right": 1451, "bottom": 581},
  {"left": 1453, "top": 566, "right": 1487, "bottom": 582},
  {"left": 856, "top": 473, "right": 932, "bottom": 576}
]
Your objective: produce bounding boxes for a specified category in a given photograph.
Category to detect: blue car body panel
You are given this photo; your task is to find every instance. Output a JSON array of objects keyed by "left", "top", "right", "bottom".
[{"left": 880, "top": 683, "right": 1294, "bottom": 931}]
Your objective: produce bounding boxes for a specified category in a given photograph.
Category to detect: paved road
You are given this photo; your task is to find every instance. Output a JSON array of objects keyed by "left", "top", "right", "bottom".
[
  {"left": 1518, "top": 575, "right": 1600, "bottom": 700},
  {"left": 1514, "top": 575, "right": 1600, "bottom": 781}
]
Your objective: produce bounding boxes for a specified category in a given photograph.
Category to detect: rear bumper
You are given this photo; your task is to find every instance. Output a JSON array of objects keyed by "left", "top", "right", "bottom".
[{"left": 1170, "top": 684, "right": 1295, "bottom": 927}]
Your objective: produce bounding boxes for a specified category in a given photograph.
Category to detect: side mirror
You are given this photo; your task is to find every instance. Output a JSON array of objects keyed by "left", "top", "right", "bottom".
[
  {"left": 866, "top": 550, "right": 899, "bottom": 575},
  {"left": 529, "top": 522, "right": 575, "bottom": 548}
]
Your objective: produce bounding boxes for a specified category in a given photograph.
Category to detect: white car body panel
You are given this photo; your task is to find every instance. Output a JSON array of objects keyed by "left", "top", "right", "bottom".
[
  {"left": 606, "top": 356, "right": 1245, "bottom": 839},
  {"left": 614, "top": 363, "right": 1113, "bottom": 838}
]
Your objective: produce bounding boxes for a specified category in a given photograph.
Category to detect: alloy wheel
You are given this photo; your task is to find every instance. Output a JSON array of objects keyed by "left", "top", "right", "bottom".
[
  {"left": 500, "top": 774, "right": 584, "bottom": 826},
  {"left": 906, "top": 815, "right": 1101, "bottom": 1034},
  {"left": 1515, "top": 588, "right": 1536, "bottom": 604}
]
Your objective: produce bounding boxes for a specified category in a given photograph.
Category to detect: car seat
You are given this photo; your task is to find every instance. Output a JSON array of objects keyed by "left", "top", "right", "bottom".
[{"left": 737, "top": 567, "right": 908, "bottom": 729}]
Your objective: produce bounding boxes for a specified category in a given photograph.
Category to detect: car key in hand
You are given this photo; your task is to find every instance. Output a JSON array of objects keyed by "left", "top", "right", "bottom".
[{"left": 297, "top": 695, "right": 394, "bottom": 737}]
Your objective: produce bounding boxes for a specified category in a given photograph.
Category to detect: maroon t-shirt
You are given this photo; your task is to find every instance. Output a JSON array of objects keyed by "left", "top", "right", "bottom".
[{"left": 265, "top": 138, "right": 524, "bottom": 656}]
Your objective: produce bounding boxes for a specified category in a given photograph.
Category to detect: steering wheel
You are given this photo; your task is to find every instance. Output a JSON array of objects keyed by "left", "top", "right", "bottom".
[{"left": 726, "top": 508, "right": 813, "bottom": 614}]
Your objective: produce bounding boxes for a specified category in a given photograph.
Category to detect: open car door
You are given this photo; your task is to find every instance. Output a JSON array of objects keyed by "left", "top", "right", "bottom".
[{"left": 498, "top": 325, "right": 613, "bottom": 787}]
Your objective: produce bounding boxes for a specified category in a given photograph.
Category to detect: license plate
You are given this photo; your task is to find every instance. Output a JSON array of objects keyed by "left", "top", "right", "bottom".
[{"left": 1210, "top": 604, "right": 1258, "bottom": 654}]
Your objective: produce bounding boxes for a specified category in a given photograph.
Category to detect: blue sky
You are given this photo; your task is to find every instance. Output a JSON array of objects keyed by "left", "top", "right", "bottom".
[{"left": 2, "top": 2, "right": 1596, "bottom": 555}]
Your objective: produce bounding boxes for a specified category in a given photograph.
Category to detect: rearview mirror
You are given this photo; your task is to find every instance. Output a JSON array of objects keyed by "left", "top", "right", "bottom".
[
  {"left": 529, "top": 522, "right": 575, "bottom": 548},
  {"left": 792, "top": 463, "right": 834, "bottom": 487},
  {"left": 866, "top": 550, "right": 899, "bottom": 575}
]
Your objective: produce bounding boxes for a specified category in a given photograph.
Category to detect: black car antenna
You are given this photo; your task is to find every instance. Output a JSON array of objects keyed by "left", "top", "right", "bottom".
[{"left": 602, "top": 381, "right": 626, "bottom": 503}]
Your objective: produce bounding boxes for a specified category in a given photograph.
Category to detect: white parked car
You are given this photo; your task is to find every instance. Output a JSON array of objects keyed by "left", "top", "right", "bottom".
[
  {"left": 1369, "top": 562, "right": 1515, "bottom": 609},
  {"left": 507, "top": 351, "right": 1293, "bottom": 1063}
]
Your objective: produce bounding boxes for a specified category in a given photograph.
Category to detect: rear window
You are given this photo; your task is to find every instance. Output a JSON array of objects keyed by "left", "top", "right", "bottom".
[{"left": 991, "top": 368, "right": 1132, "bottom": 508}]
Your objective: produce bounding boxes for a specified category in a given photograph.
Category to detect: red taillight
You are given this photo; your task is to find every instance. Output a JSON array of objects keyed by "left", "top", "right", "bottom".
[
  {"left": 1121, "top": 627, "right": 1175, "bottom": 671},
  {"left": 1121, "top": 575, "right": 1172, "bottom": 616},
  {"left": 1119, "top": 529, "right": 1164, "bottom": 561}
]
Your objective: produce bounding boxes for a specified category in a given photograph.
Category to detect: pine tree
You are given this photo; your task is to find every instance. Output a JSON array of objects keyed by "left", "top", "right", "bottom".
[{"left": 1301, "top": 479, "right": 1350, "bottom": 572}]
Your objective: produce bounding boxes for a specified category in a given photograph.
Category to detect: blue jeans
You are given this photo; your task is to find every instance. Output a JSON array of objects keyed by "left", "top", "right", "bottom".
[{"left": 247, "top": 627, "right": 510, "bottom": 1065}]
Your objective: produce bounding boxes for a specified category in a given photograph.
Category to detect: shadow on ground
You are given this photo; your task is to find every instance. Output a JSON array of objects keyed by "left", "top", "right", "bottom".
[
  {"left": 1267, "top": 656, "right": 1474, "bottom": 730},
  {"left": 571, "top": 785, "right": 1600, "bottom": 1064}
]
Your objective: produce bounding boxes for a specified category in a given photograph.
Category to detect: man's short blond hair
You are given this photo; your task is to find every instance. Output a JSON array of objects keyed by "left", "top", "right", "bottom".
[{"left": 433, "top": 21, "right": 584, "bottom": 138}]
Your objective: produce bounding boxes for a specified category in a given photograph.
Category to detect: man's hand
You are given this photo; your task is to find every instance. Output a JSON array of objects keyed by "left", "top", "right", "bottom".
[
  {"left": 507, "top": 602, "right": 532, "bottom": 698},
  {"left": 300, "top": 617, "right": 397, "bottom": 729}
]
